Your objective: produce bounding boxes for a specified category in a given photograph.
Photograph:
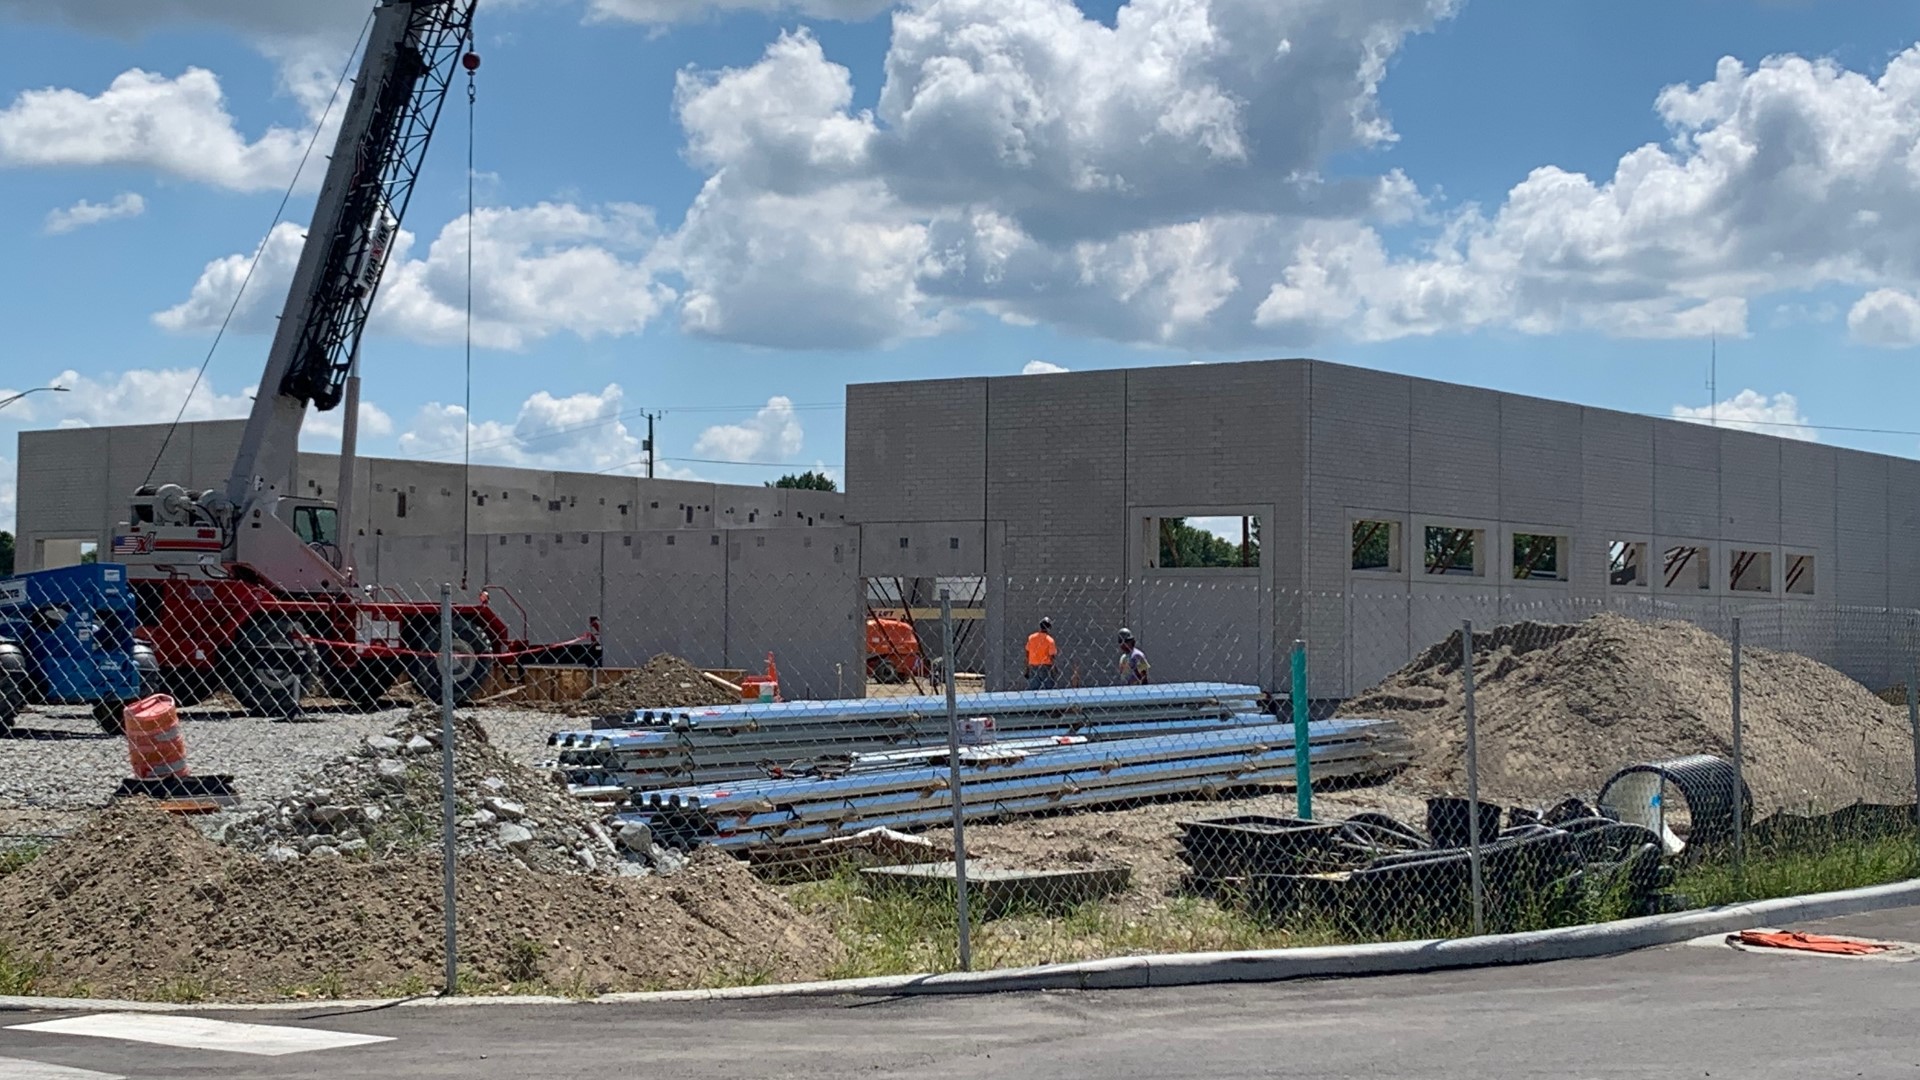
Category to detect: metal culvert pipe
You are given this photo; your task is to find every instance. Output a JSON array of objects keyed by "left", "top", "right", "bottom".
[{"left": 1597, "top": 754, "right": 1751, "bottom": 855}]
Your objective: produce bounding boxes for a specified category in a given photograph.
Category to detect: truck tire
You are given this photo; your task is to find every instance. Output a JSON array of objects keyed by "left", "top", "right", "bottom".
[
  {"left": 225, "top": 617, "right": 312, "bottom": 720},
  {"left": 327, "top": 659, "right": 396, "bottom": 711},
  {"left": 160, "top": 668, "right": 212, "bottom": 709},
  {"left": 404, "top": 614, "right": 496, "bottom": 706},
  {"left": 95, "top": 642, "right": 162, "bottom": 736},
  {"left": 0, "top": 642, "right": 26, "bottom": 733}
]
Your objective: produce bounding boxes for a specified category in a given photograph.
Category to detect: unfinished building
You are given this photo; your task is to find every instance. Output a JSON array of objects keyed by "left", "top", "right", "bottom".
[
  {"left": 12, "top": 420, "right": 864, "bottom": 696},
  {"left": 846, "top": 359, "right": 1920, "bottom": 696}
]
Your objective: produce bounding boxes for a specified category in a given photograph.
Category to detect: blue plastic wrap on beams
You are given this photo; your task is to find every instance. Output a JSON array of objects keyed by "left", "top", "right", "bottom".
[
  {"left": 618, "top": 732, "right": 1394, "bottom": 850},
  {"left": 632, "top": 716, "right": 1379, "bottom": 809},
  {"left": 550, "top": 680, "right": 1265, "bottom": 742}
]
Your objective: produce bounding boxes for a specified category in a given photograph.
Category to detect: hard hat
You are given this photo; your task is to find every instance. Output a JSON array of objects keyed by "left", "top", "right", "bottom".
[
  {"left": 1040, "top": 616, "right": 1052, "bottom": 628},
  {"left": 1117, "top": 627, "right": 1135, "bottom": 643}
]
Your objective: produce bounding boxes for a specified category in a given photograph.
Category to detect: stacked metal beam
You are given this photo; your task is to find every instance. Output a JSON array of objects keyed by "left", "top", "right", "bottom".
[
  {"left": 548, "top": 682, "right": 1271, "bottom": 791},
  {"left": 611, "top": 716, "right": 1409, "bottom": 851}
]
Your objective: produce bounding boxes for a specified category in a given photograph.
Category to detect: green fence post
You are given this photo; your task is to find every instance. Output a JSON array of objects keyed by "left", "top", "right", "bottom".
[{"left": 1292, "top": 639, "right": 1311, "bottom": 820}]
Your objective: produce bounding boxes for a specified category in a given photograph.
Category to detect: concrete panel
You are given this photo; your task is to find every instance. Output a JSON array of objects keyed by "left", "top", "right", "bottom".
[
  {"left": 987, "top": 369, "right": 1128, "bottom": 576},
  {"left": 1654, "top": 465, "right": 1719, "bottom": 539},
  {"left": 187, "top": 421, "right": 246, "bottom": 491},
  {"left": 1888, "top": 459, "right": 1920, "bottom": 608},
  {"left": 1498, "top": 394, "right": 1583, "bottom": 526},
  {"left": 368, "top": 535, "right": 488, "bottom": 604},
  {"left": 628, "top": 479, "right": 719, "bottom": 530},
  {"left": 726, "top": 527, "right": 863, "bottom": 700},
  {"left": 1347, "top": 586, "right": 1411, "bottom": 695},
  {"left": 1579, "top": 409, "right": 1655, "bottom": 538},
  {"left": 777, "top": 487, "right": 849, "bottom": 528},
  {"left": 1125, "top": 360, "right": 1293, "bottom": 508},
  {"left": 16, "top": 428, "right": 108, "bottom": 543},
  {"left": 554, "top": 474, "right": 642, "bottom": 532},
  {"left": 482, "top": 532, "right": 604, "bottom": 648},
  {"left": 598, "top": 530, "right": 728, "bottom": 670},
  {"left": 1718, "top": 431, "right": 1781, "bottom": 542},
  {"left": 1122, "top": 573, "right": 1268, "bottom": 687},
  {"left": 857, "top": 521, "right": 987, "bottom": 577},
  {"left": 1407, "top": 378, "right": 1500, "bottom": 520},
  {"left": 847, "top": 378, "right": 987, "bottom": 525},
  {"left": 1779, "top": 442, "right": 1837, "bottom": 550}
]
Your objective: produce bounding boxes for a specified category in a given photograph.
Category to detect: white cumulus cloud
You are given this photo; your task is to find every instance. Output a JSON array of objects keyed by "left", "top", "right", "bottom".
[
  {"left": 157, "top": 203, "right": 671, "bottom": 349},
  {"left": 303, "top": 402, "right": 397, "bottom": 447},
  {"left": 398, "top": 384, "right": 663, "bottom": 475},
  {"left": 0, "top": 67, "right": 333, "bottom": 192},
  {"left": 691, "top": 396, "right": 806, "bottom": 462},
  {"left": 1021, "top": 360, "right": 1068, "bottom": 374},
  {"left": 1671, "top": 390, "right": 1817, "bottom": 441},
  {"left": 589, "top": 0, "right": 893, "bottom": 26},
  {"left": 43, "top": 192, "right": 145, "bottom": 235},
  {"left": 1847, "top": 288, "right": 1920, "bottom": 348},
  {"left": 0, "top": 454, "right": 16, "bottom": 533}
]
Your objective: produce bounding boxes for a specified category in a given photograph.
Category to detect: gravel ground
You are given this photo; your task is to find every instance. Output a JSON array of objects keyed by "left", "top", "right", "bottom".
[{"left": 0, "top": 702, "right": 569, "bottom": 840}]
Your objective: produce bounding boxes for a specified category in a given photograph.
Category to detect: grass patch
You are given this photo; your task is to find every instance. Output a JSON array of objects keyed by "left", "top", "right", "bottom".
[
  {"left": 786, "top": 869, "right": 1341, "bottom": 979},
  {"left": 1676, "top": 831, "right": 1920, "bottom": 909},
  {"left": 156, "top": 975, "right": 217, "bottom": 1004},
  {"left": 0, "top": 842, "right": 44, "bottom": 878},
  {"left": 0, "top": 941, "right": 45, "bottom": 995}
]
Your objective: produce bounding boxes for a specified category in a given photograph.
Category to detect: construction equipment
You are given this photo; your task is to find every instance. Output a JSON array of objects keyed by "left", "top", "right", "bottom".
[
  {"left": 110, "top": 0, "right": 598, "bottom": 718},
  {"left": 0, "top": 563, "right": 158, "bottom": 734},
  {"left": 865, "top": 616, "right": 924, "bottom": 683}
]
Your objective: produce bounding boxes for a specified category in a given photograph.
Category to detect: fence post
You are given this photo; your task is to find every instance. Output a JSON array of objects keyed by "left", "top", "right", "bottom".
[
  {"left": 1291, "top": 640, "right": 1311, "bottom": 821},
  {"left": 941, "top": 589, "right": 972, "bottom": 971},
  {"left": 438, "top": 584, "right": 459, "bottom": 996},
  {"left": 1461, "top": 619, "right": 1484, "bottom": 937},
  {"left": 1731, "top": 615, "right": 1745, "bottom": 882},
  {"left": 1906, "top": 614, "right": 1919, "bottom": 853}
]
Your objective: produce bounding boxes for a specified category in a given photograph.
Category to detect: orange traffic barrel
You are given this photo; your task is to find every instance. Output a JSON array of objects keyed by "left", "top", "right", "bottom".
[{"left": 124, "top": 694, "right": 190, "bottom": 781}]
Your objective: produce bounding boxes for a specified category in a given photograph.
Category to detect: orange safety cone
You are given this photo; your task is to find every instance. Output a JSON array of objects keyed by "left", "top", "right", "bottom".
[
  {"left": 112, "top": 694, "right": 237, "bottom": 812},
  {"left": 764, "top": 651, "right": 782, "bottom": 702}
]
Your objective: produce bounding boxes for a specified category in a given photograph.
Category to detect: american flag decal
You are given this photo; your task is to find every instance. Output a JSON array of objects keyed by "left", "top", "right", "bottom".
[{"left": 111, "top": 534, "right": 151, "bottom": 556}]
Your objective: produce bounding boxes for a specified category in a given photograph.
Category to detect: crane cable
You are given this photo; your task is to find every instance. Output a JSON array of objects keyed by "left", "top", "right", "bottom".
[
  {"left": 460, "top": 29, "right": 478, "bottom": 590},
  {"left": 144, "top": 9, "right": 375, "bottom": 488}
]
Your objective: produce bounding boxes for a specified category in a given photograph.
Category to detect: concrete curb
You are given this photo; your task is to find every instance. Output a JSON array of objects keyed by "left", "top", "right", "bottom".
[{"left": 3, "top": 878, "right": 1916, "bottom": 1014}]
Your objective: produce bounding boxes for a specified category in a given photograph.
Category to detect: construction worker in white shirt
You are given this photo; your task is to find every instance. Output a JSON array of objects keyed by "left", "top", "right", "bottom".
[{"left": 1117, "top": 628, "right": 1150, "bottom": 685}]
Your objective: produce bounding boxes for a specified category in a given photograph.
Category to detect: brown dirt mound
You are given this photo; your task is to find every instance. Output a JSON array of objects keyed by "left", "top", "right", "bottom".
[
  {"left": 559, "top": 654, "right": 741, "bottom": 716},
  {"left": 0, "top": 803, "right": 840, "bottom": 1002},
  {"left": 1339, "top": 612, "right": 1915, "bottom": 812}
]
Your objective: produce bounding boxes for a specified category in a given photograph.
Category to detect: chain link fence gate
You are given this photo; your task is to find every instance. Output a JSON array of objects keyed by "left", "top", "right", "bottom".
[{"left": 0, "top": 564, "right": 1915, "bottom": 999}]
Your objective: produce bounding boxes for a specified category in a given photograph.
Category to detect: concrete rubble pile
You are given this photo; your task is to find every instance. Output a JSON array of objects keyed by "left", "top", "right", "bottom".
[{"left": 213, "top": 705, "right": 684, "bottom": 877}]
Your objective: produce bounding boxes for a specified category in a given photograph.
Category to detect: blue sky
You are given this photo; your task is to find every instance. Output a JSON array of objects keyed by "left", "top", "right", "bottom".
[{"left": 3, "top": 0, "right": 1920, "bottom": 530}]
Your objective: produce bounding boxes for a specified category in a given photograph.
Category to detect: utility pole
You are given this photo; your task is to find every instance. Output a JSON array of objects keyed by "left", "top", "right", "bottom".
[{"left": 643, "top": 412, "right": 659, "bottom": 478}]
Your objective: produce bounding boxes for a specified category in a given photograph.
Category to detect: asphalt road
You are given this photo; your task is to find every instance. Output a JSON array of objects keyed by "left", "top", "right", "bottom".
[{"left": 4, "top": 908, "right": 1919, "bottom": 1080}]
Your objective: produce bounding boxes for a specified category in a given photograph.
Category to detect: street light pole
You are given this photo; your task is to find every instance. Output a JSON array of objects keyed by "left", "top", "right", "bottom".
[{"left": 0, "top": 385, "right": 69, "bottom": 411}]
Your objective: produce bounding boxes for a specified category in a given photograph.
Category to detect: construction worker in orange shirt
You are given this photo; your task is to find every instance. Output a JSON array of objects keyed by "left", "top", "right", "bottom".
[{"left": 1025, "top": 616, "right": 1059, "bottom": 690}]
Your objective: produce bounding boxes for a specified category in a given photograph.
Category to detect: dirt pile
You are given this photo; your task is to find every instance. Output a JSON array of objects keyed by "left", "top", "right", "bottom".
[
  {"left": 563, "top": 654, "right": 740, "bottom": 716},
  {"left": 0, "top": 803, "right": 841, "bottom": 1001},
  {"left": 1339, "top": 613, "right": 1915, "bottom": 811},
  {"left": 216, "top": 707, "right": 670, "bottom": 876}
]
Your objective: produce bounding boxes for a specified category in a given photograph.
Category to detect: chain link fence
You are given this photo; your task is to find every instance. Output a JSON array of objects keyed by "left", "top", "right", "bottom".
[{"left": 0, "top": 563, "right": 1914, "bottom": 998}]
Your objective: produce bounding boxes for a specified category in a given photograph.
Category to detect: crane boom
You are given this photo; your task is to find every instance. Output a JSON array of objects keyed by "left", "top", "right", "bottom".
[{"left": 227, "top": 0, "right": 476, "bottom": 510}]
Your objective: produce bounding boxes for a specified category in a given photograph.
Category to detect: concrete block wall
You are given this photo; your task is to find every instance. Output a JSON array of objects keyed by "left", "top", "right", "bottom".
[
  {"left": 14, "top": 420, "right": 849, "bottom": 570},
  {"left": 850, "top": 358, "right": 1920, "bottom": 699},
  {"left": 366, "top": 525, "right": 864, "bottom": 701}
]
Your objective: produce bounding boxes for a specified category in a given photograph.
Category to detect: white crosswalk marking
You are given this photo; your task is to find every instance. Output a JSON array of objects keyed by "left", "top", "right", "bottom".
[
  {"left": 0, "top": 1056, "right": 125, "bottom": 1080},
  {"left": 7, "top": 1014, "right": 391, "bottom": 1057}
]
